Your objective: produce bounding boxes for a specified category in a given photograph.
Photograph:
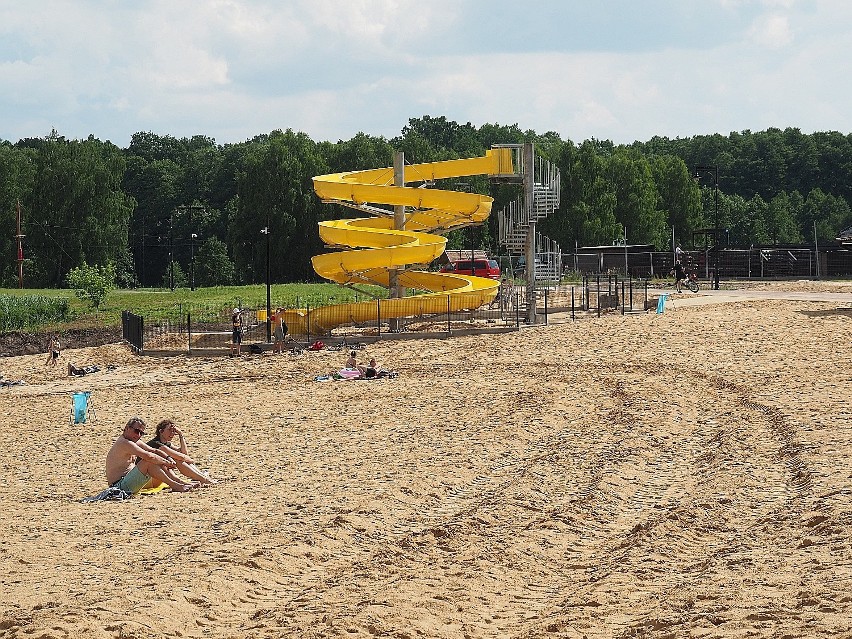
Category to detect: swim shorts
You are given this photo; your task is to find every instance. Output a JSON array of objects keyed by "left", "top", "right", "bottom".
[
  {"left": 232, "top": 329, "right": 242, "bottom": 344},
  {"left": 110, "top": 465, "right": 150, "bottom": 494}
]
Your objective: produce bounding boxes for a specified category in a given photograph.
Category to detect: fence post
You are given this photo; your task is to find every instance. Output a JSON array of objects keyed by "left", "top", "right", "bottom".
[
  {"left": 621, "top": 281, "right": 625, "bottom": 315},
  {"left": 515, "top": 292, "right": 520, "bottom": 327},
  {"left": 187, "top": 312, "right": 192, "bottom": 354},
  {"left": 597, "top": 275, "right": 601, "bottom": 318},
  {"left": 447, "top": 295, "right": 451, "bottom": 334},
  {"left": 614, "top": 274, "right": 619, "bottom": 308},
  {"left": 377, "top": 299, "right": 382, "bottom": 337},
  {"left": 544, "top": 288, "right": 548, "bottom": 325},
  {"left": 306, "top": 303, "right": 311, "bottom": 344},
  {"left": 629, "top": 278, "right": 633, "bottom": 310},
  {"left": 571, "top": 287, "right": 575, "bottom": 321}
]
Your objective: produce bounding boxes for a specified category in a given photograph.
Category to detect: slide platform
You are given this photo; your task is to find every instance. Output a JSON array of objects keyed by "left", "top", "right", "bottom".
[{"left": 280, "top": 149, "right": 515, "bottom": 334}]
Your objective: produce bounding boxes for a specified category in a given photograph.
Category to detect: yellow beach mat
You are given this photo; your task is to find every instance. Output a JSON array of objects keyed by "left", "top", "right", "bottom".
[{"left": 139, "top": 482, "right": 168, "bottom": 496}]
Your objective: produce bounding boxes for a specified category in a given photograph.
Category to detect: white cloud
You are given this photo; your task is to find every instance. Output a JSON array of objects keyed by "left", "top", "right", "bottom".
[
  {"left": 0, "top": 0, "right": 851, "bottom": 146},
  {"left": 748, "top": 14, "right": 794, "bottom": 48}
]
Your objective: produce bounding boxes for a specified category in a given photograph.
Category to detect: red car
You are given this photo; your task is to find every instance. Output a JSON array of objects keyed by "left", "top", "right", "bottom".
[{"left": 440, "top": 259, "right": 501, "bottom": 280}]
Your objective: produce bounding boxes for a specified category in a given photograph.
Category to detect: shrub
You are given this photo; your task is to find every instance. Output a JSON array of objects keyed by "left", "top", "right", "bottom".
[{"left": 66, "top": 262, "right": 116, "bottom": 310}]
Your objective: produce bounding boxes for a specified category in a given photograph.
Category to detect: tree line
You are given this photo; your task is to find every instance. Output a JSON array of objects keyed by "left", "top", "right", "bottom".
[{"left": 1, "top": 118, "right": 851, "bottom": 288}]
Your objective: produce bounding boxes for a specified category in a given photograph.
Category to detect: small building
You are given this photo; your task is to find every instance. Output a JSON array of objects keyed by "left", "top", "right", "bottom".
[{"left": 438, "top": 249, "right": 489, "bottom": 265}]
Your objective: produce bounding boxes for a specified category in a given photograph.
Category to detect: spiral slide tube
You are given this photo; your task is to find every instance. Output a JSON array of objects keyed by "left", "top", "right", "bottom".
[{"left": 280, "top": 148, "right": 514, "bottom": 335}]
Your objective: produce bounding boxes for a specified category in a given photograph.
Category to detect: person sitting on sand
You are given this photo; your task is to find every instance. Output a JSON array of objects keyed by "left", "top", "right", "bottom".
[
  {"left": 344, "top": 350, "right": 358, "bottom": 368},
  {"left": 105, "top": 417, "right": 196, "bottom": 494},
  {"left": 364, "top": 357, "right": 380, "bottom": 379},
  {"left": 147, "top": 419, "right": 216, "bottom": 486}
]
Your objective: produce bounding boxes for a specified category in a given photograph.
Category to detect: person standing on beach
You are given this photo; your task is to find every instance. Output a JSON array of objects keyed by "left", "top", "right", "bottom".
[
  {"left": 45, "top": 335, "right": 60, "bottom": 366},
  {"left": 273, "top": 313, "right": 288, "bottom": 354},
  {"left": 231, "top": 308, "right": 243, "bottom": 357},
  {"left": 671, "top": 260, "right": 686, "bottom": 293},
  {"left": 105, "top": 417, "right": 196, "bottom": 494}
]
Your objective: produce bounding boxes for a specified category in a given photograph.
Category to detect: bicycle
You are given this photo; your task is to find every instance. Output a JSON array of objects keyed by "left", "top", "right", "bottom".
[{"left": 675, "top": 272, "right": 700, "bottom": 293}]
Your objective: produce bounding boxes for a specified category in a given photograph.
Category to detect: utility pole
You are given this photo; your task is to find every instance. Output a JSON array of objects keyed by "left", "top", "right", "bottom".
[
  {"left": 264, "top": 211, "right": 271, "bottom": 342},
  {"left": 523, "top": 142, "right": 536, "bottom": 325},
  {"left": 169, "top": 212, "right": 174, "bottom": 291},
  {"left": 389, "top": 150, "right": 406, "bottom": 332},
  {"left": 694, "top": 165, "right": 720, "bottom": 290},
  {"left": 15, "top": 201, "right": 24, "bottom": 289}
]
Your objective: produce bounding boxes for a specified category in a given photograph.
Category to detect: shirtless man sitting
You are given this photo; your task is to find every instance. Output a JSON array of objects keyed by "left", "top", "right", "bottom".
[{"left": 105, "top": 416, "right": 196, "bottom": 494}]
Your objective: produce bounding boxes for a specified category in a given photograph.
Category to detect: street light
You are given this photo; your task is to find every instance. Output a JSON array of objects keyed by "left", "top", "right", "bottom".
[
  {"left": 169, "top": 212, "right": 174, "bottom": 291},
  {"left": 190, "top": 233, "right": 198, "bottom": 291},
  {"left": 694, "top": 165, "right": 720, "bottom": 290},
  {"left": 260, "top": 222, "right": 271, "bottom": 342}
]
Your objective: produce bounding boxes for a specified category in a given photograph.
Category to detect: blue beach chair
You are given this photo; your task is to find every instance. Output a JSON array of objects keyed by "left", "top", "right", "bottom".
[{"left": 70, "top": 391, "right": 96, "bottom": 425}]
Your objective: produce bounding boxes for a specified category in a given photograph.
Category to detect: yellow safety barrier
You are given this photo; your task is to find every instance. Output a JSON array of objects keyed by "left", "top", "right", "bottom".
[{"left": 280, "top": 149, "right": 514, "bottom": 334}]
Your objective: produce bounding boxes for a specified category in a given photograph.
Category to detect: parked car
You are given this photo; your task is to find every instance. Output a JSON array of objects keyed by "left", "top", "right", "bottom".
[{"left": 440, "top": 258, "right": 501, "bottom": 280}]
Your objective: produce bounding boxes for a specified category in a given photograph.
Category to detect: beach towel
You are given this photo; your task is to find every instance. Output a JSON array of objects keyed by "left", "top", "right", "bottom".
[
  {"left": 69, "top": 364, "right": 102, "bottom": 377},
  {"left": 81, "top": 486, "right": 132, "bottom": 503}
]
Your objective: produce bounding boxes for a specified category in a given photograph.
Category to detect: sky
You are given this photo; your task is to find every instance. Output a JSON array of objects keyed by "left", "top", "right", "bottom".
[{"left": 1, "top": 0, "right": 851, "bottom": 148}]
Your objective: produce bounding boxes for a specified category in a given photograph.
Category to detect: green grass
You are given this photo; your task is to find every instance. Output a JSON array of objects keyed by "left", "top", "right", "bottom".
[{"left": 0, "top": 284, "right": 389, "bottom": 332}]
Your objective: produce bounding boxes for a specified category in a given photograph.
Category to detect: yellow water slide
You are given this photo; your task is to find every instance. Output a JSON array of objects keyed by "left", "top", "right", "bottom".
[{"left": 280, "top": 148, "right": 515, "bottom": 335}]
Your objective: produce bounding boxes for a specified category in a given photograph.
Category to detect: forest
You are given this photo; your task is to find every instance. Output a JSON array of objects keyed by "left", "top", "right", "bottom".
[{"left": 1, "top": 116, "right": 851, "bottom": 288}]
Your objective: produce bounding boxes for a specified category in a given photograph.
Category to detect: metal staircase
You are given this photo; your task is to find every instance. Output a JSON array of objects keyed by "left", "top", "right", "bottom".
[{"left": 497, "top": 151, "right": 562, "bottom": 281}]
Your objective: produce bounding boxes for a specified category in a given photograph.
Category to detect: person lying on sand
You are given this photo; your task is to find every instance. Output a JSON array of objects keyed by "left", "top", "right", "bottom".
[
  {"left": 105, "top": 417, "right": 197, "bottom": 494},
  {"left": 146, "top": 419, "right": 216, "bottom": 486}
]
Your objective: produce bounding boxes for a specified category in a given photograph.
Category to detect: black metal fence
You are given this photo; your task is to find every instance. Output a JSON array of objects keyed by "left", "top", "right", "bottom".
[
  {"left": 563, "top": 246, "right": 852, "bottom": 278},
  {"left": 121, "top": 311, "right": 144, "bottom": 352},
  {"left": 126, "top": 295, "right": 527, "bottom": 355}
]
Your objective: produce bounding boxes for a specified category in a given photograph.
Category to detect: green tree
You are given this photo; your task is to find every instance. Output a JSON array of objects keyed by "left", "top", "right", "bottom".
[
  {"left": 650, "top": 155, "right": 701, "bottom": 249},
  {"left": 0, "top": 143, "right": 36, "bottom": 285},
  {"left": 766, "top": 192, "right": 804, "bottom": 245},
  {"left": 195, "top": 237, "right": 236, "bottom": 286},
  {"left": 231, "top": 129, "right": 329, "bottom": 283},
  {"left": 66, "top": 262, "right": 116, "bottom": 310},
  {"left": 162, "top": 260, "right": 188, "bottom": 289},
  {"left": 18, "top": 132, "right": 133, "bottom": 287}
]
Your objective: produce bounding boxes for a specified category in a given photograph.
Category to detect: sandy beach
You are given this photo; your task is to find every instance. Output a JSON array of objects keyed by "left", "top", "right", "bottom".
[{"left": 1, "top": 283, "right": 851, "bottom": 638}]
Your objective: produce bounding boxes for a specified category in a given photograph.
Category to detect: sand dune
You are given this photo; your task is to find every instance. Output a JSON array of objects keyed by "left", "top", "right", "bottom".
[{"left": 1, "top": 285, "right": 851, "bottom": 638}]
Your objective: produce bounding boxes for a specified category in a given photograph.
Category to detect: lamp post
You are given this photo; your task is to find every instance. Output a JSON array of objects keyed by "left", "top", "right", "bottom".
[
  {"left": 169, "top": 212, "right": 175, "bottom": 291},
  {"left": 190, "top": 233, "right": 198, "bottom": 291},
  {"left": 694, "top": 165, "right": 720, "bottom": 290},
  {"left": 260, "top": 221, "right": 271, "bottom": 342}
]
